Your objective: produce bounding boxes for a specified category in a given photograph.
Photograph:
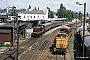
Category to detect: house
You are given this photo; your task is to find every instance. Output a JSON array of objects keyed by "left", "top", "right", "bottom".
[
  {"left": 18, "top": 9, "right": 48, "bottom": 21},
  {"left": 18, "top": 9, "right": 48, "bottom": 27}
]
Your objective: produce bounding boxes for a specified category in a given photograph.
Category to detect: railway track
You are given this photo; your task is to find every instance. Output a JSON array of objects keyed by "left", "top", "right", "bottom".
[
  {"left": 0, "top": 21, "right": 81, "bottom": 60},
  {"left": 0, "top": 37, "right": 38, "bottom": 60},
  {"left": 19, "top": 35, "right": 50, "bottom": 60},
  {"left": 19, "top": 26, "right": 69, "bottom": 60},
  {"left": 19, "top": 27, "right": 60, "bottom": 60}
]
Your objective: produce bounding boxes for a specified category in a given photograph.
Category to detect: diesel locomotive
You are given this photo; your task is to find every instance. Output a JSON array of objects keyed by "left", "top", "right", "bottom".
[
  {"left": 31, "top": 21, "right": 62, "bottom": 37},
  {"left": 54, "top": 25, "right": 71, "bottom": 55}
]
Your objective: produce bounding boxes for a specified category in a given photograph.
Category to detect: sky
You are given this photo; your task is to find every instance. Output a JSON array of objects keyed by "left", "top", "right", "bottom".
[{"left": 0, "top": 0, "right": 90, "bottom": 13}]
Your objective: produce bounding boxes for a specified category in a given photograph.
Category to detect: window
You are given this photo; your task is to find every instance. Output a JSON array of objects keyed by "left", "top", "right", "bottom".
[
  {"left": 34, "top": 16, "right": 35, "bottom": 18},
  {"left": 62, "top": 35, "right": 66, "bottom": 39},
  {"left": 43, "top": 16, "right": 44, "bottom": 18},
  {"left": 27, "top": 16, "right": 29, "bottom": 18},
  {"left": 24, "top": 15, "right": 25, "bottom": 18},
  {"left": 30, "top": 16, "right": 32, "bottom": 18},
  {"left": 38, "top": 16, "right": 39, "bottom": 18},
  {"left": 56, "top": 34, "right": 66, "bottom": 39}
]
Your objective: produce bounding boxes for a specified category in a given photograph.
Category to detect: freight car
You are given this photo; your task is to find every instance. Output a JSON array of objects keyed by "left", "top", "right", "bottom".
[
  {"left": 54, "top": 32, "right": 68, "bottom": 55},
  {"left": 31, "top": 21, "right": 62, "bottom": 37},
  {"left": 78, "top": 24, "right": 90, "bottom": 60},
  {"left": 60, "top": 25, "right": 71, "bottom": 34}
]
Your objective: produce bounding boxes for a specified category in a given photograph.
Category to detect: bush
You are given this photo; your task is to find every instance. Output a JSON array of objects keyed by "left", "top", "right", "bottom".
[
  {"left": 3, "top": 44, "right": 10, "bottom": 47},
  {"left": 0, "top": 41, "right": 4, "bottom": 47},
  {"left": 0, "top": 41, "right": 10, "bottom": 47}
]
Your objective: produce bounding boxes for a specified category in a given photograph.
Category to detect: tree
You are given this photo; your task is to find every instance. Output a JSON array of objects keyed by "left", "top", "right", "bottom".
[
  {"left": 87, "top": 12, "right": 88, "bottom": 16},
  {"left": 60, "top": 3, "right": 63, "bottom": 10},
  {"left": 38, "top": 7, "right": 39, "bottom": 10},
  {"left": 29, "top": 5, "right": 31, "bottom": 9},
  {"left": 78, "top": 11, "right": 82, "bottom": 20},
  {"left": 34, "top": 7, "right": 37, "bottom": 10},
  {"left": 56, "top": 4, "right": 67, "bottom": 18},
  {"left": 47, "top": 7, "right": 54, "bottom": 18},
  {"left": 56, "top": 3, "right": 82, "bottom": 21}
]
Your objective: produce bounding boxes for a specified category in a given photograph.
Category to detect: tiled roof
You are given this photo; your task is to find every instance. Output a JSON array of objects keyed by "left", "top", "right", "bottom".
[{"left": 23, "top": 10, "right": 45, "bottom": 14}]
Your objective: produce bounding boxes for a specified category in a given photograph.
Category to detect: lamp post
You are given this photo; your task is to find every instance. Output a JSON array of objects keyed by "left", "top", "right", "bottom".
[
  {"left": 76, "top": 12, "right": 77, "bottom": 30},
  {"left": 76, "top": 2, "right": 86, "bottom": 60}
]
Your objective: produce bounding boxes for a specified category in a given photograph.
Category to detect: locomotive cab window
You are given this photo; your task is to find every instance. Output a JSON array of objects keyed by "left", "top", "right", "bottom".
[
  {"left": 56, "top": 34, "right": 67, "bottom": 39},
  {"left": 57, "top": 34, "right": 61, "bottom": 37},
  {"left": 62, "top": 35, "right": 66, "bottom": 39}
]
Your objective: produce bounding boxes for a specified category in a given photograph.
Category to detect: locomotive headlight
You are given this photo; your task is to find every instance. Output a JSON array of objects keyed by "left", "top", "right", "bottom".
[
  {"left": 56, "top": 44, "right": 60, "bottom": 48},
  {"left": 78, "top": 32, "right": 79, "bottom": 34},
  {"left": 64, "top": 45, "right": 67, "bottom": 48}
]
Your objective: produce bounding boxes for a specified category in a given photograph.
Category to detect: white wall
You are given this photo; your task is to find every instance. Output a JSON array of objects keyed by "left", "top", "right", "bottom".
[{"left": 18, "top": 10, "right": 48, "bottom": 21}]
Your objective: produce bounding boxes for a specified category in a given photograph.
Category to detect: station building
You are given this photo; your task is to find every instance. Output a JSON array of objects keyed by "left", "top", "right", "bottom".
[{"left": 18, "top": 9, "right": 48, "bottom": 27}]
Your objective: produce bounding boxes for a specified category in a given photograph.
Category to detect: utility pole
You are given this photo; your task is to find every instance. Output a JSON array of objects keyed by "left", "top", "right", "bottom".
[
  {"left": 16, "top": 14, "right": 19, "bottom": 60},
  {"left": 76, "top": 12, "right": 77, "bottom": 31},
  {"left": 82, "top": 3, "right": 86, "bottom": 60},
  {"left": 9, "top": 5, "right": 16, "bottom": 46},
  {"left": 11, "top": 5, "right": 16, "bottom": 16},
  {"left": 81, "top": 13, "right": 82, "bottom": 26}
]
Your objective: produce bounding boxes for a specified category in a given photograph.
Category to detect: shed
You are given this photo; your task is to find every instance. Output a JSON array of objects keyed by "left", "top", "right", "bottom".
[
  {"left": 0, "top": 22, "right": 27, "bottom": 46},
  {"left": 0, "top": 30, "right": 12, "bottom": 42}
]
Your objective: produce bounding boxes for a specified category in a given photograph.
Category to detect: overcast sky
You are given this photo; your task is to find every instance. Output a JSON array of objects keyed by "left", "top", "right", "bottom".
[{"left": 0, "top": 0, "right": 90, "bottom": 13}]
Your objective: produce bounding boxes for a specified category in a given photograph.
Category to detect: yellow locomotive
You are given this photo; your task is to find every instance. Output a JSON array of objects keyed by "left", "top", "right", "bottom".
[
  {"left": 54, "top": 25, "right": 70, "bottom": 55},
  {"left": 54, "top": 33, "right": 68, "bottom": 54}
]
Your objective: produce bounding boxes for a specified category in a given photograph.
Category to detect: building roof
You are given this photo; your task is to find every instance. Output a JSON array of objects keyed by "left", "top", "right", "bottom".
[
  {"left": 0, "top": 30, "right": 11, "bottom": 33},
  {"left": 0, "top": 15, "right": 8, "bottom": 19},
  {"left": 23, "top": 10, "right": 45, "bottom": 14},
  {"left": 0, "top": 22, "right": 26, "bottom": 29}
]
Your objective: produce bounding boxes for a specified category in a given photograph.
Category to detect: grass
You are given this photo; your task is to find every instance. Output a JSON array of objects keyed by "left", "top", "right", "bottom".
[
  {"left": 19, "top": 39, "right": 26, "bottom": 44},
  {"left": 87, "top": 28, "right": 90, "bottom": 32},
  {"left": 19, "top": 36, "right": 31, "bottom": 45}
]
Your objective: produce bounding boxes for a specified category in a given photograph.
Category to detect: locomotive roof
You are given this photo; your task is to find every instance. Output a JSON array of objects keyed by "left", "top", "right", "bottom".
[
  {"left": 57, "top": 32, "right": 67, "bottom": 35},
  {"left": 33, "top": 26, "right": 42, "bottom": 28}
]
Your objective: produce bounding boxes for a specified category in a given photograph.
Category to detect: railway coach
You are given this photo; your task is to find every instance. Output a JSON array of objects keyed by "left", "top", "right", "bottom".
[
  {"left": 78, "top": 24, "right": 90, "bottom": 60},
  {"left": 60, "top": 25, "right": 71, "bottom": 34},
  {"left": 31, "top": 21, "right": 62, "bottom": 37}
]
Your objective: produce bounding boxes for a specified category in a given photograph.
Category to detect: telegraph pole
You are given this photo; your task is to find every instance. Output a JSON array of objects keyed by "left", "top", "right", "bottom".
[
  {"left": 82, "top": 3, "right": 86, "bottom": 60},
  {"left": 76, "top": 12, "right": 77, "bottom": 30},
  {"left": 16, "top": 14, "right": 19, "bottom": 60},
  {"left": 8, "top": 5, "right": 16, "bottom": 46}
]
